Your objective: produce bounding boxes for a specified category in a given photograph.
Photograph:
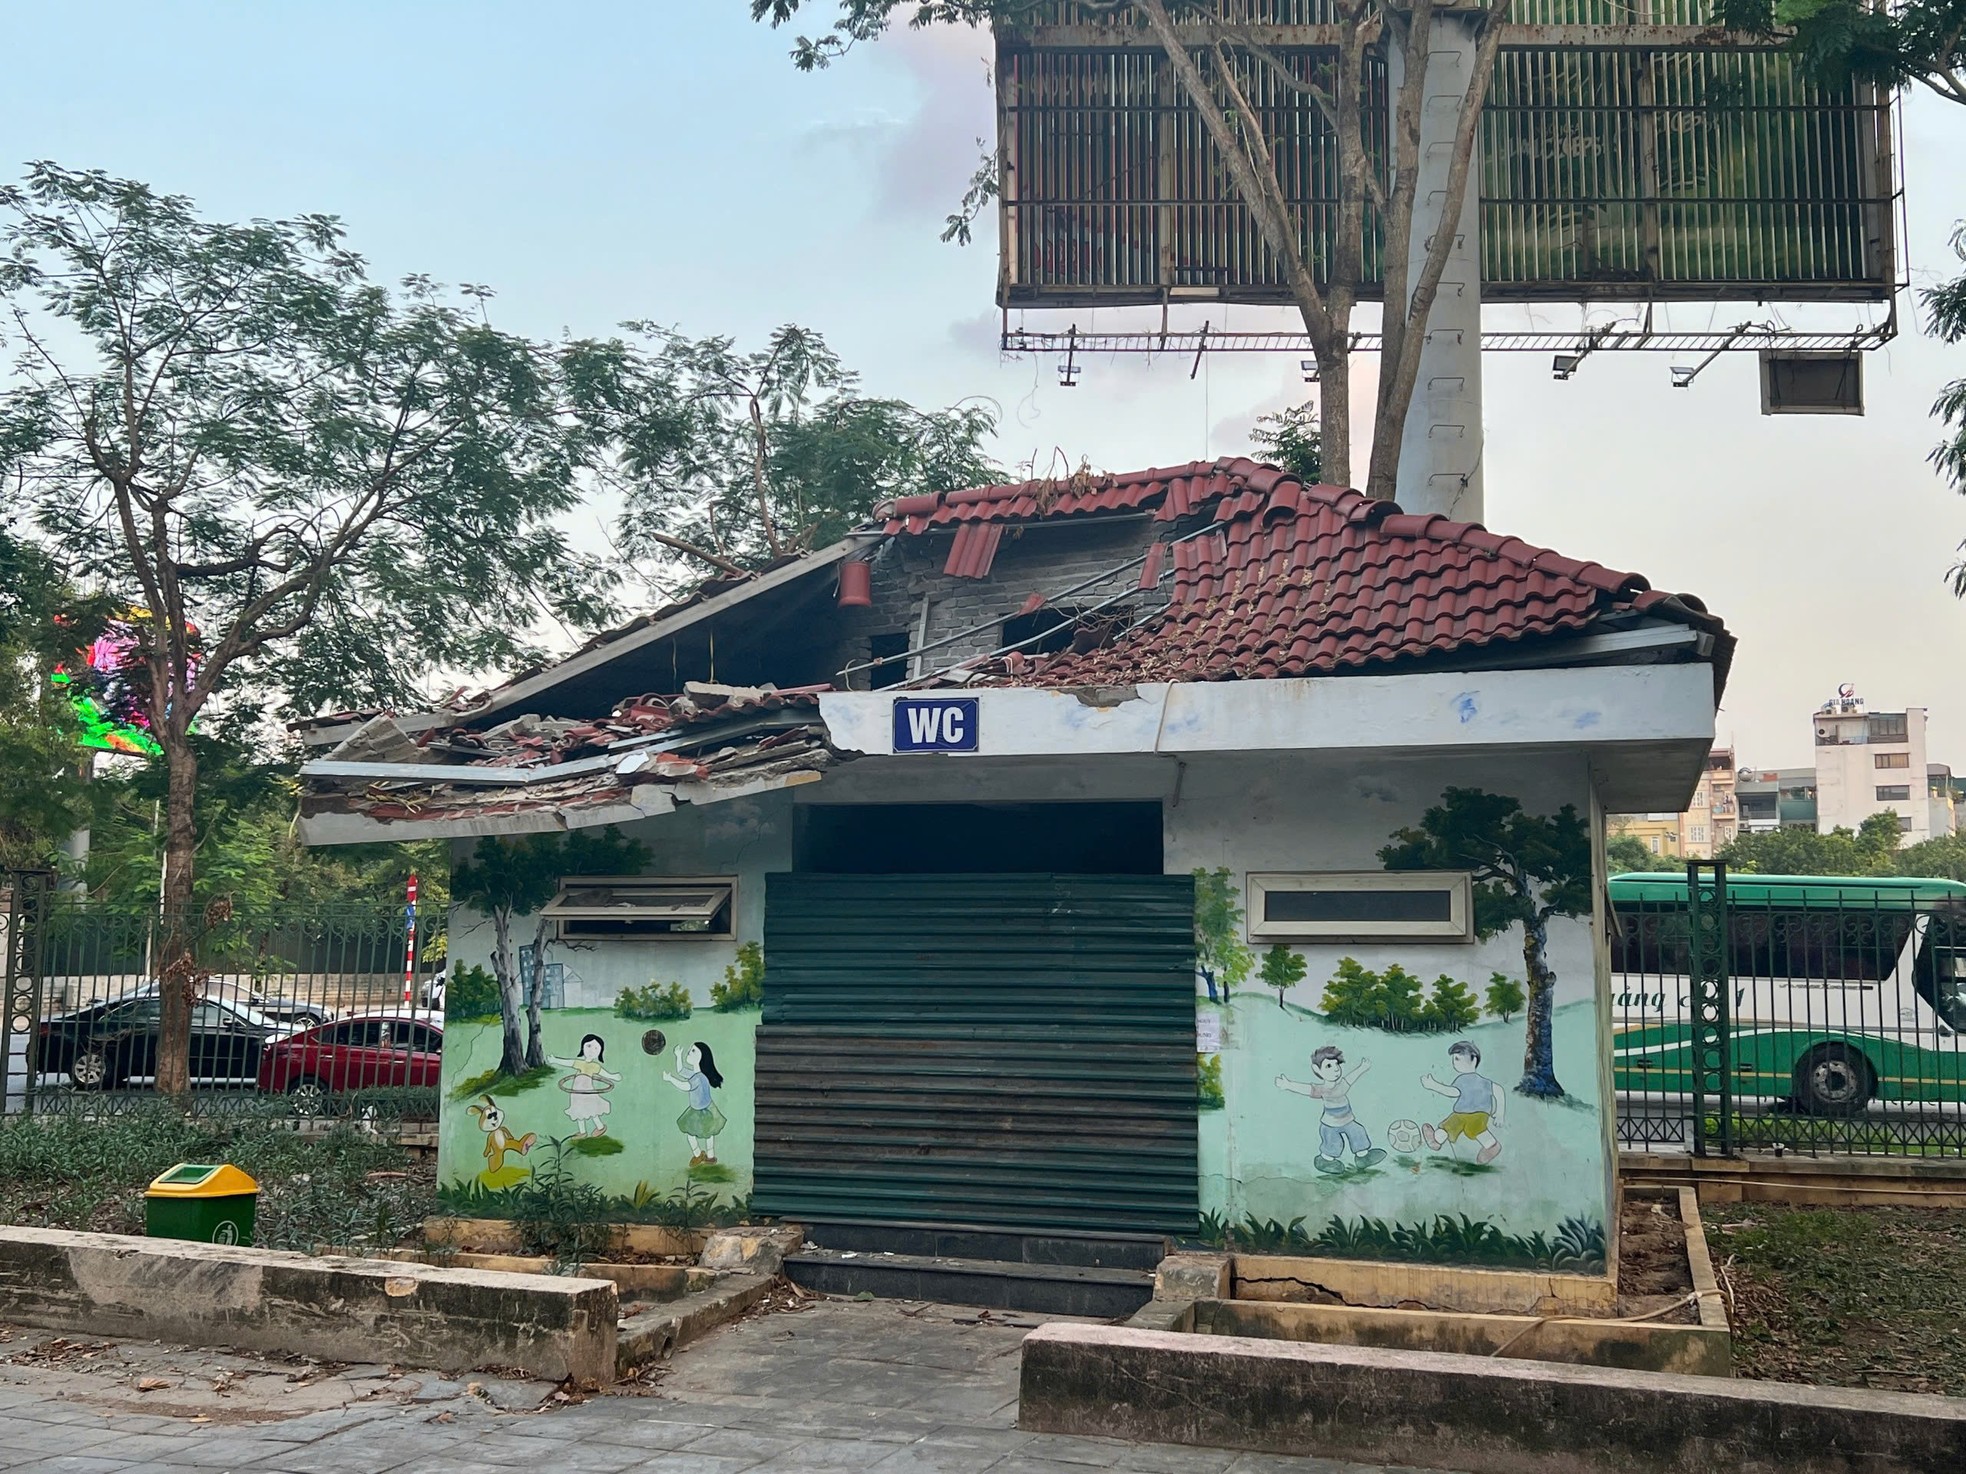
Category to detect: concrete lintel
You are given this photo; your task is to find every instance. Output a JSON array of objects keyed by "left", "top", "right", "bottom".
[
  {"left": 1019, "top": 1322, "right": 1966, "bottom": 1474},
  {"left": 0, "top": 1227, "right": 617, "bottom": 1383},
  {"left": 819, "top": 667, "right": 1714, "bottom": 809}
]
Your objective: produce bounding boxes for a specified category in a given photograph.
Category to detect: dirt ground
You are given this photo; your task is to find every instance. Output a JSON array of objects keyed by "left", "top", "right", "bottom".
[
  {"left": 1615, "top": 1191, "right": 1696, "bottom": 1321},
  {"left": 1703, "top": 1203, "right": 1966, "bottom": 1397}
]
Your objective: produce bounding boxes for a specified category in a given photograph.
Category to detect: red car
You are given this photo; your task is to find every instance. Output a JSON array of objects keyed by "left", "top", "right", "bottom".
[{"left": 258, "top": 1013, "right": 442, "bottom": 1113}]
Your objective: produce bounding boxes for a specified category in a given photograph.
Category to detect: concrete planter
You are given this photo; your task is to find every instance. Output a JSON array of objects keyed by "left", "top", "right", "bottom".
[{"left": 423, "top": 1215, "right": 707, "bottom": 1259}]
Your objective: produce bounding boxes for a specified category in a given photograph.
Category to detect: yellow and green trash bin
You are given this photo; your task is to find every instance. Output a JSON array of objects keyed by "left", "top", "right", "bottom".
[{"left": 144, "top": 1163, "right": 259, "bottom": 1245}]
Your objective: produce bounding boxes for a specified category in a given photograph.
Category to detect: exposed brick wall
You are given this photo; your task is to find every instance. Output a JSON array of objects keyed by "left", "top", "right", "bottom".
[{"left": 816, "top": 517, "right": 1172, "bottom": 687}]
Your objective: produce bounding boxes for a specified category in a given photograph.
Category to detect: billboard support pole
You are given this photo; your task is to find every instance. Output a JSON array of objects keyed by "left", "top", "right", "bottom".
[{"left": 1389, "top": 12, "right": 1486, "bottom": 522}]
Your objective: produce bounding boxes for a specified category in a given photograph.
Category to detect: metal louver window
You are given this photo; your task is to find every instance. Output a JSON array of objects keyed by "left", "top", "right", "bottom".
[
  {"left": 752, "top": 873, "right": 1198, "bottom": 1235},
  {"left": 540, "top": 876, "right": 735, "bottom": 940}
]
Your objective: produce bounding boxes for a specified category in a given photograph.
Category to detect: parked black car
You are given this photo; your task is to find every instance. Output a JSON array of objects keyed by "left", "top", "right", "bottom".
[{"left": 38, "top": 994, "right": 289, "bottom": 1089}]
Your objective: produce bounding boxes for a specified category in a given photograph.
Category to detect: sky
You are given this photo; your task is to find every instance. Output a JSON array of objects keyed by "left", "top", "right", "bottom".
[{"left": 4, "top": 1, "right": 1964, "bottom": 772}]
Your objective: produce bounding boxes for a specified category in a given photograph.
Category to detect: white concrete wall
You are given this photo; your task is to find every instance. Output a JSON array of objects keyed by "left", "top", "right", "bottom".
[
  {"left": 1814, "top": 707, "right": 1931, "bottom": 845},
  {"left": 446, "top": 791, "right": 794, "bottom": 1007}
]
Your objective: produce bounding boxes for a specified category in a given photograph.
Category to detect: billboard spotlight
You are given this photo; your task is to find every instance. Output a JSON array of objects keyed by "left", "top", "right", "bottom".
[{"left": 1551, "top": 354, "right": 1582, "bottom": 381}]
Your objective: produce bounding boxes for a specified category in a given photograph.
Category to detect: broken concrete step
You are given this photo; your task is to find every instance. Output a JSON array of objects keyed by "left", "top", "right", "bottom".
[{"left": 784, "top": 1249, "right": 1154, "bottom": 1319}]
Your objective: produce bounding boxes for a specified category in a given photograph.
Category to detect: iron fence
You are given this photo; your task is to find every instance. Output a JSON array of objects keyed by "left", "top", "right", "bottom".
[
  {"left": 1612, "top": 867, "right": 1966, "bottom": 1157},
  {"left": 3, "top": 874, "right": 439, "bottom": 1128}
]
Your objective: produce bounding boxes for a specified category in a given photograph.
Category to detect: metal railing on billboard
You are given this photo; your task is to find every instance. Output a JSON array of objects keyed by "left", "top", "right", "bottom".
[
  {"left": 2, "top": 872, "right": 439, "bottom": 1132},
  {"left": 1612, "top": 865, "right": 1966, "bottom": 1159}
]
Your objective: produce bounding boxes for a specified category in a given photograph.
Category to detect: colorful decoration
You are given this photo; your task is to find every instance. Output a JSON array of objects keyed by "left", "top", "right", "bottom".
[{"left": 49, "top": 609, "right": 193, "bottom": 755}]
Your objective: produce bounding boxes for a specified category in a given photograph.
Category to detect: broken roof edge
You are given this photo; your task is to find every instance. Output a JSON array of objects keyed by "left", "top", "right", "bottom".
[
  {"left": 451, "top": 533, "right": 877, "bottom": 728},
  {"left": 296, "top": 764, "right": 827, "bottom": 847}
]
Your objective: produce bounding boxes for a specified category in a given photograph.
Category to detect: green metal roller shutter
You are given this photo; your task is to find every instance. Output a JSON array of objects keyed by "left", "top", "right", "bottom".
[{"left": 752, "top": 873, "right": 1198, "bottom": 1234}]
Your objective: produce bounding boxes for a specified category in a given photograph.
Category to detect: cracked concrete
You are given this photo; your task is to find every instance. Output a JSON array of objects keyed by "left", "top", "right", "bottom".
[{"left": 0, "top": 1301, "right": 1449, "bottom": 1474}]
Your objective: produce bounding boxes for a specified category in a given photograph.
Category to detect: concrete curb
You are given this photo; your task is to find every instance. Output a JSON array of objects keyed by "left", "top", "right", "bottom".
[
  {"left": 616, "top": 1272, "right": 776, "bottom": 1374},
  {"left": 1019, "top": 1322, "right": 1966, "bottom": 1474},
  {"left": 0, "top": 1226, "right": 616, "bottom": 1383}
]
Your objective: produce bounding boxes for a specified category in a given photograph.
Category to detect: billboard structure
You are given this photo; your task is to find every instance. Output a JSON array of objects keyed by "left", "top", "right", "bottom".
[{"left": 994, "top": 4, "right": 1899, "bottom": 345}]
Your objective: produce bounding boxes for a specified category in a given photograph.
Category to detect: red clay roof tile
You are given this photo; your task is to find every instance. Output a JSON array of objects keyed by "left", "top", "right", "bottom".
[{"left": 883, "top": 457, "right": 1730, "bottom": 690}]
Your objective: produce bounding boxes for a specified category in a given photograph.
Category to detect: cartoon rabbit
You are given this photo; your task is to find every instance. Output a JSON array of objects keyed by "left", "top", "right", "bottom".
[{"left": 467, "top": 1095, "right": 536, "bottom": 1189}]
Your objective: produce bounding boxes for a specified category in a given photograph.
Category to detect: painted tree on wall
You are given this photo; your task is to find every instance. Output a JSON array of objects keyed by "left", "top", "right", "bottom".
[
  {"left": 452, "top": 826, "right": 650, "bottom": 1079},
  {"left": 1193, "top": 867, "right": 1252, "bottom": 1004},
  {"left": 1380, "top": 789, "right": 1591, "bottom": 1099}
]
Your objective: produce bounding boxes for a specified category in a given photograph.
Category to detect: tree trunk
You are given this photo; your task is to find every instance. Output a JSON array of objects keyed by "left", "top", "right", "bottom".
[
  {"left": 1518, "top": 913, "right": 1565, "bottom": 1099},
  {"left": 524, "top": 915, "right": 550, "bottom": 1070},
  {"left": 490, "top": 907, "right": 526, "bottom": 1079},
  {"left": 1308, "top": 324, "right": 1351, "bottom": 484},
  {"left": 153, "top": 738, "right": 199, "bottom": 1100}
]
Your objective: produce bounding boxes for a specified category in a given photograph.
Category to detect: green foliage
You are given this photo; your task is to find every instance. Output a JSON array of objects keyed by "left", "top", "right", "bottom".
[
  {"left": 1249, "top": 403, "right": 1324, "bottom": 484},
  {"left": 1197, "top": 1053, "right": 1225, "bottom": 1110},
  {"left": 0, "top": 530, "right": 110, "bottom": 872},
  {"left": 1381, "top": 788, "right": 1593, "bottom": 939},
  {"left": 0, "top": 162, "right": 621, "bottom": 929},
  {"left": 1318, "top": 956, "right": 1481, "bottom": 1033},
  {"left": 1421, "top": 973, "right": 1481, "bottom": 1032},
  {"left": 446, "top": 1062, "right": 555, "bottom": 1104},
  {"left": 1200, "top": 1209, "right": 1606, "bottom": 1272},
  {"left": 1718, "top": 814, "right": 1907, "bottom": 877},
  {"left": 1484, "top": 972, "right": 1527, "bottom": 1023},
  {"left": 597, "top": 324, "right": 1004, "bottom": 583},
  {"left": 452, "top": 828, "right": 651, "bottom": 930},
  {"left": 1259, "top": 943, "right": 1308, "bottom": 1005},
  {"left": 1193, "top": 867, "right": 1253, "bottom": 1001},
  {"left": 446, "top": 964, "right": 501, "bottom": 1022},
  {"left": 711, "top": 941, "right": 765, "bottom": 1011},
  {"left": 615, "top": 981, "right": 694, "bottom": 1022},
  {"left": 0, "top": 1100, "right": 431, "bottom": 1251},
  {"left": 1606, "top": 835, "right": 1659, "bottom": 875},
  {"left": 509, "top": 1138, "right": 617, "bottom": 1267}
]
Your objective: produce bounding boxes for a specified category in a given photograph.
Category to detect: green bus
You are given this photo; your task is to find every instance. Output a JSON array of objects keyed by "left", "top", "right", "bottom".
[{"left": 1611, "top": 873, "right": 1966, "bottom": 1116}]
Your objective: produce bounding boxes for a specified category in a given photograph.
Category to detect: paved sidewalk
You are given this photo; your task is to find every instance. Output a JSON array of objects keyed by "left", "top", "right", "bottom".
[{"left": 0, "top": 1301, "right": 1447, "bottom": 1474}]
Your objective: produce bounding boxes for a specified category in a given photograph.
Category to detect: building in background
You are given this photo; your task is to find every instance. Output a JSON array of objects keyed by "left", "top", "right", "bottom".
[
  {"left": 1813, "top": 687, "right": 1941, "bottom": 845},
  {"left": 1736, "top": 768, "right": 1819, "bottom": 833},
  {"left": 1612, "top": 746, "right": 1737, "bottom": 859}
]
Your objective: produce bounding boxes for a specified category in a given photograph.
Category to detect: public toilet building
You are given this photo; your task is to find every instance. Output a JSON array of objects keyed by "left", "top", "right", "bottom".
[{"left": 299, "top": 459, "right": 1731, "bottom": 1274}]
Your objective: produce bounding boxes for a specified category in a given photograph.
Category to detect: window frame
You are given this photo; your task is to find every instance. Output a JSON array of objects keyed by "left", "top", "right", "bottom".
[
  {"left": 1875, "top": 785, "right": 1912, "bottom": 803},
  {"left": 541, "top": 875, "right": 739, "bottom": 941},
  {"left": 1874, "top": 751, "right": 1911, "bottom": 770},
  {"left": 1246, "top": 871, "right": 1474, "bottom": 944}
]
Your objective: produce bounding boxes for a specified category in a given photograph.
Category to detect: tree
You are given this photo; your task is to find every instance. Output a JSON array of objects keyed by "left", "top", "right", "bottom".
[
  {"left": 1260, "top": 942, "right": 1308, "bottom": 1008},
  {"left": 1717, "top": 814, "right": 1903, "bottom": 876},
  {"left": 1249, "top": 404, "right": 1324, "bottom": 484},
  {"left": 1716, "top": 0, "right": 1966, "bottom": 106},
  {"left": 597, "top": 324, "right": 1004, "bottom": 588},
  {"left": 0, "top": 530, "right": 108, "bottom": 871},
  {"left": 1606, "top": 835, "right": 1659, "bottom": 875},
  {"left": 452, "top": 827, "right": 650, "bottom": 1080},
  {"left": 0, "top": 165, "right": 616, "bottom": 1094},
  {"left": 1422, "top": 973, "right": 1481, "bottom": 1032},
  {"left": 751, "top": 1, "right": 1511, "bottom": 500},
  {"left": 1381, "top": 788, "right": 1591, "bottom": 1098},
  {"left": 1193, "top": 866, "right": 1252, "bottom": 1003},
  {"left": 1483, "top": 972, "right": 1525, "bottom": 1024}
]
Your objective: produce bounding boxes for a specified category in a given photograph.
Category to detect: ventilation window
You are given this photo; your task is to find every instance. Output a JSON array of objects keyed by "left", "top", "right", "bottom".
[
  {"left": 1247, "top": 872, "right": 1472, "bottom": 943},
  {"left": 1002, "top": 606, "right": 1083, "bottom": 656},
  {"left": 542, "top": 877, "right": 736, "bottom": 940},
  {"left": 868, "top": 632, "right": 910, "bottom": 690}
]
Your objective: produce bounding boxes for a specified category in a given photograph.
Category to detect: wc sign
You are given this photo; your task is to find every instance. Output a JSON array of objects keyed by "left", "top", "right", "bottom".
[{"left": 892, "top": 696, "right": 979, "bottom": 753}]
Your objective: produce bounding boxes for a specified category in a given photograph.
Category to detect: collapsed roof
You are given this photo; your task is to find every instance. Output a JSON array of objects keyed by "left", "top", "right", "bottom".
[{"left": 296, "top": 458, "right": 1732, "bottom": 843}]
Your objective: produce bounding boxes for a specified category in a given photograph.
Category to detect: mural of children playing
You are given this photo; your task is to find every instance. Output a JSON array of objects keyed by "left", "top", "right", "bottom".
[
  {"left": 1420, "top": 1040, "right": 1505, "bottom": 1165},
  {"left": 662, "top": 1041, "right": 727, "bottom": 1166},
  {"left": 547, "top": 1033, "right": 622, "bottom": 1137},
  {"left": 1276, "top": 1045, "right": 1387, "bottom": 1174}
]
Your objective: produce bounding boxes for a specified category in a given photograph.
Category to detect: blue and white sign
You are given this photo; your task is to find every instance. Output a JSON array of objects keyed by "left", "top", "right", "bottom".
[{"left": 893, "top": 696, "right": 979, "bottom": 753}]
